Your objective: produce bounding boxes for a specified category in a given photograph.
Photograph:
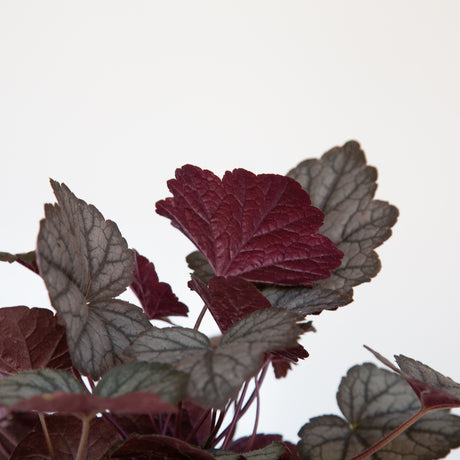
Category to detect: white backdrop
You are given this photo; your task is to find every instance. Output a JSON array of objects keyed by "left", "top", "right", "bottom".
[{"left": 1, "top": 1, "right": 460, "bottom": 453}]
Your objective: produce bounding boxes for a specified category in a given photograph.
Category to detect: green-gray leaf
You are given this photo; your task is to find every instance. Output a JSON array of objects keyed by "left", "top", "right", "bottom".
[
  {"left": 212, "top": 442, "right": 285, "bottom": 459},
  {"left": 125, "top": 308, "right": 302, "bottom": 408},
  {"left": 276, "top": 141, "right": 398, "bottom": 314},
  {"left": 95, "top": 362, "right": 188, "bottom": 405},
  {"left": 298, "top": 363, "right": 460, "bottom": 459},
  {"left": 0, "top": 368, "right": 85, "bottom": 407},
  {"left": 37, "top": 180, "right": 152, "bottom": 379}
]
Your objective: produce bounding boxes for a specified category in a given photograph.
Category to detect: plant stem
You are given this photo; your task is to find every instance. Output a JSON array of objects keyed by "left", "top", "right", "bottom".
[
  {"left": 76, "top": 414, "right": 91, "bottom": 460},
  {"left": 194, "top": 305, "right": 208, "bottom": 330},
  {"left": 246, "top": 376, "right": 261, "bottom": 452},
  {"left": 102, "top": 412, "right": 128, "bottom": 439},
  {"left": 39, "top": 412, "right": 56, "bottom": 460},
  {"left": 351, "top": 409, "right": 427, "bottom": 460}
]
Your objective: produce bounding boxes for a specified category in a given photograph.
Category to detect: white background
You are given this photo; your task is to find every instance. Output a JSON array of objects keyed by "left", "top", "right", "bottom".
[{"left": 1, "top": 1, "right": 460, "bottom": 454}]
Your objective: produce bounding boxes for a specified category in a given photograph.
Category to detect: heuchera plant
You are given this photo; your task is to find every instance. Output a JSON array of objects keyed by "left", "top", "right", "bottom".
[{"left": 1, "top": 141, "right": 460, "bottom": 459}]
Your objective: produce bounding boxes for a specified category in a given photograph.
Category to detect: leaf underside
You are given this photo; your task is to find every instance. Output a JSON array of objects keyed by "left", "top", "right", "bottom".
[{"left": 37, "top": 180, "right": 152, "bottom": 379}]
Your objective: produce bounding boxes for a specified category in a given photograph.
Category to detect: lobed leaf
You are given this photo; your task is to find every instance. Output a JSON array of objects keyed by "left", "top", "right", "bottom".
[
  {"left": 297, "top": 363, "right": 460, "bottom": 459},
  {"left": 37, "top": 180, "right": 152, "bottom": 379},
  {"left": 157, "top": 165, "right": 342, "bottom": 285},
  {"left": 0, "top": 306, "right": 71, "bottom": 377},
  {"left": 271, "top": 140, "right": 398, "bottom": 314},
  {"left": 131, "top": 250, "right": 188, "bottom": 319},
  {"left": 125, "top": 308, "right": 303, "bottom": 408}
]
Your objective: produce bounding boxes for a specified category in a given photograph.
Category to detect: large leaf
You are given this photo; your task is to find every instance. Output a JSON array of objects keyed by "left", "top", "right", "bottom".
[
  {"left": 10, "top": 415, "right": 119, "bottom": 460},
  {"left": 297, "top": 363, "right": 460, "bottom": 460},
  {"left": 125, "top": 308, "right": 303, "bottom": 408},
  {"left": 131, "top": 250, "right": 188, "bottom": 319},
  {"left": 269, "top": 140, "right": 398, "bottom": 314},
  {"left": 37, "top": 180, "right": 152, "bottom": 379},
  {"left": 0, "top": 363, "right": 186, "bottom": 415},
  {"left": 0, "top": 306, "right": 71, "bottom": 377},
  {"left": 157, "top": 165, "right": 342, "bottom": 285}
]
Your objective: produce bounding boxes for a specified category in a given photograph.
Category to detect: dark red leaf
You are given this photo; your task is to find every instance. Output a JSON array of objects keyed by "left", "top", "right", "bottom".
[
  {"left": 10, "top": 415, "right": 119, "bottom": 460},
  {"left": 9, "top": 391, "right": 177, "bottom": 415},
  {"left": 0, "top": 307, "right": 72, "bottom": 377},
  {"left": 270, "top": 344, "right": 309, "bottom": 379},
  {"left": 156, "top": 165, "right": 343, "bottom": 285},
  {"left": 189, "top": 276, "right": 271, "bottom": 333},
  {"left": 109, "top": 433, "right": 216, "bottom": 459},
  {"left": 230, "top": 434, "right": 283, "bottom": 452},
  {"left": 0, "top": 408, "right": 37, "bottom": 458},
  {"left": 131, "top": 250, "right": 188, "bottom": 319}
]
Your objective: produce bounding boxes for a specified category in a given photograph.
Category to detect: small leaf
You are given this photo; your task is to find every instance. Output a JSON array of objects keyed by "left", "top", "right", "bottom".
[
  {"left": 131, "top": 250, "right": 188, "bottom": 319},
  {"left": 274, "top": 140, "right": 398, "bottom": 314},
  {"left": 297, "top": 363, "right": 460, "bottom": 460},
  {"left": 0, "top": 368, "right": 85, "bottom": 408},
  {"left": 126, "top": 308, "right": 303, "bottom": 408},
  {"left": 366, "top": 346, "right": 460, "bottom": 410},
  {"left": 10, "top": 415, "right": 119, "bottom": 460},
  {"left": 157, "top": 165, "right": 342, "bottom": 285},
  {"left": 0, "top": 250, "right": 39, "bottom": 274},
  {"left": 107, "top": 433, "right": 216, "bottom": 459},
  {"left": 37, "top": 180, "right": 152, "bottom": 379},
  {"left": 0, "top": 306, "right": 71, "bottom": 377}
]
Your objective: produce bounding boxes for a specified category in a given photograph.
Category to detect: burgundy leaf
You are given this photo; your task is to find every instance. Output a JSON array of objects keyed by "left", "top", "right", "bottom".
[
  {"left": 131, "top": 250, "right": 188, "bottom": 319},
  {"left": 0, "top": 409, "right": 37, "bottom": 458},
  {"left": 9, "top": 391, "right": 177, "bottom": 415},
  {"left": 270, "top": 344, "right": 309, "bottom": 379},
  {"left": 10, "top": 415, "right": 119, "bottom": 460},
  {"left": 230, "top": 435, "right": 301, "bottom": 459},
  {"left": 190, "top": 276, "right": 271, "bottom": 333},
  {"left": 108, "top": 433, "right": 216, "bottom": 459},
  {"left": 0, "top": 306, "right": 72, "bottom": 377},
  {"left": 156, "top": 165, "right": 343, "bottom": 285}
]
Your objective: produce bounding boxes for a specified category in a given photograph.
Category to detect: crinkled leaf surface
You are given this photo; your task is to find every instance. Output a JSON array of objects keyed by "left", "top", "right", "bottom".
[
  {"left": 125, "top": 308, "right": 303, "bottom": 408},
  {"left": 157, "top": 165, "right": 342, "bottom": 285},
  {"left": 366, "top": 346, "right": 460, "bottom": 410},
  {"left": 297, "top": 363, "right": 460, "bottom": 460},
  {"left": 268, "top": 140, "right": 398, "bottom": 315},
  {"left": 0, "top": 363, "right": 185, "bottom": 415},
  {"left": 0, "top": 250, "right": 39, "bottom": 274},
  {"left": 131, "top": 250, "right": 188, "bottom": 319},
  {"left": 107, "top": 434, "right": 216, "bottom": 459},
  {"left": 10, "top": 414, "right": 119, "bottom": 460},
  {"left": 0, "top": 306, "right": 71, "bottom": 377},
  {"left": 37, "top": 180, "right": 152, "bottom": 379}
]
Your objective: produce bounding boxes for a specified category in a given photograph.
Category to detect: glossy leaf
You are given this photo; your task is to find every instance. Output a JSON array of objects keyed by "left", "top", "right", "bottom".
[
  {"left": 297, "top": 363, "right": 460, "bottom": 459},
  {"left": 157, "top": 165, "right": 342, "bottom": 285},
  {"left": 272, "top": 140, "right": 398, "bottom": 314},
  {"left": 0, "top": 306, "right": 71, "bottom": 377},
  {"left": 37, "top": 180, "right": 152, "bottom": 379},
  {"left": 10, "top": 415, "right": 119, "bottom": 460},
  {"left": 131, "top": 250, "right": 188, "bottom": 319},
  {"left": 125, "top": 308, "right": 303, "bottom": 408}
]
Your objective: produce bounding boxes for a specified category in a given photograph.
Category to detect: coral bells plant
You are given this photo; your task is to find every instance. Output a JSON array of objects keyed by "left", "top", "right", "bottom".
[{"left": 1, "top": 141, "right": 460, "bottom": 459}]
